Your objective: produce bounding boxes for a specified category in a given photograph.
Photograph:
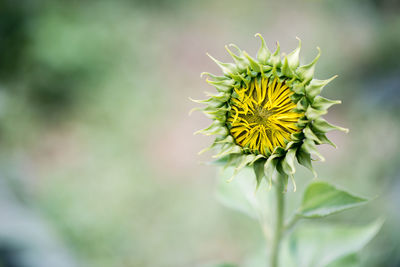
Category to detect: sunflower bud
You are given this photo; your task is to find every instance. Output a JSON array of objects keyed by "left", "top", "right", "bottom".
[{"left": 192, "top": 34, "right": 347, "bottom": 190}]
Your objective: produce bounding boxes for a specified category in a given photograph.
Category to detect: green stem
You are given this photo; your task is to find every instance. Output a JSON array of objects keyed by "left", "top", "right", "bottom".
[{"left": 270, "top": 178, "right": 285, "bottom": 267}]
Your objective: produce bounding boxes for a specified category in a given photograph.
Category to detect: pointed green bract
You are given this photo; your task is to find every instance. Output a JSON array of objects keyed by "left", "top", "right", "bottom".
[
  {"left": 253, "top": 160, "right": 265, "bottom": 189},
  {"left": 193, "top": 34, "right": 347, "bottom": 189},
  {"left": 297, "top": 47, "right": 321, "bottom": 83},
  {"left": 255, "top": 33, "right": 271, "bottom": 64},
  {"left": 287, "top": 37, "right": 301, "bottom": 69}
]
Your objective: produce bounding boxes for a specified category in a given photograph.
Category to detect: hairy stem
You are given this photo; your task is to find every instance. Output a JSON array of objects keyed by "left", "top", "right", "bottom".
[{"left": 270, "top": 178, "right": 285, "bottom": 267}]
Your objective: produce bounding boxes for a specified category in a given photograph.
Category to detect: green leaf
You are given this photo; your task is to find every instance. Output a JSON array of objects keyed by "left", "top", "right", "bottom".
[
  {"left": 210, "top": 263, "right": 238, "bottom": 267},
  {"left": 216, "top": 167, "right": 275, "bottom": 243},
  {"left": 201, "top": 262, "right": 239, "bottom": 267},
  {"left": 280, "top": 219, "right": 383, "bottom": 267},
  {"left": 298, "top": 181, "right": 369, "bottom": 218},
  {"left": 216, "top": 167, "right": 274, "bottom": 219},
  {"left": 325, "top": 254, "right": 359, "bottom": 267}
]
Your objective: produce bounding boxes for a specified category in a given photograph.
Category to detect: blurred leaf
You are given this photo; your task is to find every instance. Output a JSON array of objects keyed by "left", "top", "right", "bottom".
[
  {"left": 216, "top": 167, "right": 257, "bottom": 219},
  {"left": 213, "top": 264, "right": 238, "bottom": 267},
  {"left": 201, "top": 263, "right": 238, "bottom": 267},
  {"left": 325, "top": 253, "right": 359, "bottom": 267},
  {"left": 298, "top": 181, "right": 368, "bottom": 218},
  {"left": 216, "top": 167, "right": 275, "bottom": 240},
  {"left": 280, "top": 219, "right": 383, "bottom": 267},
  {"left": 216, "top": 167, "right": 273, "bottom": 218}
]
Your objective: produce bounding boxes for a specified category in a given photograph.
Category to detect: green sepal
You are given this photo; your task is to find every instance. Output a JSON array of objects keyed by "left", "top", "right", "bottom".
[
  {"left": 255, "top": 33, "right": 271, "bottom": 64},
  {"left": 301, "top": 139, "right": 325, "bottom": 161},
  {"left": 285, "top": 141, "right": 298, "bottom": 150},
  {"left": 312, "top": 96, "right": 341, "bottom": 110},
  {"left": 200, "top": 72, "right": 228, "bottom": 81},
  {"left": 214, "top": 135, "right": 234, "bottom": 144},
  {"left": 282, "top": 148, "right": 297, "bottom": 175},
  {"left": 296, "top": 146, "right": 317, "bottom": 178},
  {"left": 210, "top": 155, "right": 230, "bottom": 165},
  {"left": 190, "top": 92, "right": 230, "bottom": 107},
  {"left": 225, "top": 45, "right": 248, "bottom": 72},
  {"left": 198, "top": 135, "right": 230, "bottom": 155},
  {"left": 273, "top": 146, "right": 286, "bottom": 157},
  {"left": 295, "top": 118, "right": 308, "bottom": 129},
  {"left": 194, "top": 121, "right": 226, "bottom": 136},
  {"left": 206, "top": 78, "right": 234, "bottom": 93},
  {"left": 312, "top": 117, "right": 349, "bottom": 133},
  {"left": 291, "top": 132, "right": 304, "bottom": 141},
  {"left": 305, "top": 105, "right": 327, "bottom": 120},
  {"left": 249, "top": 154, "right": 266, "bottom": 165},
  {"left": 271, "top": 66, "right": 280, "bottom": 79},
  {"left": 287, "top": 37, "right": 301, "bottom": 69},
  {"left": 297, "top": 47, "right": 321, "bottom": 84},
  {"left": 270, "top": 41, "right": 281, "bottom": 68},
  {"left": 304, "top": 126, "right": 322, "bottom": 144},
  {"left": 213, "top": 145, "right": 242, "bottom": 159},
  {"left": 235, "top": 154, "right": 256, "bottom": 172},
  {"left": 207, "top": 53, "right": 238, "bottom": 76},
  {"left": 197, "top": 143, "right": 216, "bottom": 155},
  {"left": 264, "top": 154, "right": 280, "bottom": 189},
  {"left": 203, "top": 106, "right": 231, "bottom": 119},
  {"left": 290, "top": 93, "right": 304, "bottom": 103},
  {"left": 314, "top": 132, "right": 336, "bottom": 148},
  {"left": 230, "top": 73, "right": 247, "bottom": 84},
  {"left": 189, "top": 97, "right": 223, "bottom": 109},
  {"left": 296, "top": 96, "right": 308, "bottom": 111},
  {"left": 243, "top": 51, "right": 262, "bottom": 73},
  {"left": 281, "top": 56, "right": 295, "bottom": 78},
  {"left": 292, "top": 83, "right": 306, "bottom": 95},
  {"left": 276, "top": 160, "right": 289, "bottom": 192},
  {"left": 305, "top": 75, "right": 337, "bottom": 100},
  {"left": 253, "top": 159, "right": 266, "bottom": 190},
  {"left": 221, "top": 154, "right": 242, "bottom": 169},
  {"left": 206, "top": 91, "right": 231, "bottom": 102},
  {"left": 262, "top": 65, "right": 272, "bottom": 73}
]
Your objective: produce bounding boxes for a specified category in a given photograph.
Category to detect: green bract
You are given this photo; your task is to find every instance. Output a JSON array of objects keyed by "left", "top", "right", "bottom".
[{"left": 192, "top": 34, "right": 348, "bottom": 190}]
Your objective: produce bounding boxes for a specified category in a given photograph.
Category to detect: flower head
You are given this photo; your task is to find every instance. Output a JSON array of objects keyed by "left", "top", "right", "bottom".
[
  {"left": 228, "top": 77, "right": 302, "bottom": 156},
  {"left": 193, "top": 34, "right": 348, "bottom": 190}
]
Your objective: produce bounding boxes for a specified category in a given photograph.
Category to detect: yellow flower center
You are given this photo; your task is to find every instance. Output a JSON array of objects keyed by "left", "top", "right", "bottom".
[{"left": 227, "top": 77, "right": 303, "bottom": 155}]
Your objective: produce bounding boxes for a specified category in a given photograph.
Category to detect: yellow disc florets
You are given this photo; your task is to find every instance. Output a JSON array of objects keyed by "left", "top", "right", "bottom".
[{"left": 228, "top": 77, "right": 302, "bottom": 155}]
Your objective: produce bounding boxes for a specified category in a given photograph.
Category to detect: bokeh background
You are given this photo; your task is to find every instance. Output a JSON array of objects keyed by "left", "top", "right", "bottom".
[{"left": 0, "top": 0, "right": 399, "bottom": 266}]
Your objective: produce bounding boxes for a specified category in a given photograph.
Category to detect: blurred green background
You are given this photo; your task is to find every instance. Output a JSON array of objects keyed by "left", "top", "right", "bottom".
[{"left": 0, "top": 0, "right": 399, "bottom": 266}]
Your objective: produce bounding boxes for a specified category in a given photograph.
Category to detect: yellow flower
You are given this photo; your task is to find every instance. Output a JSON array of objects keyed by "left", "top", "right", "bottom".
[
  {"left": 192, "top": 34, "right": 348, "bottom": 190},
  {"left": 228, "top": 77, "right": 302, "bottom": 156}
]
